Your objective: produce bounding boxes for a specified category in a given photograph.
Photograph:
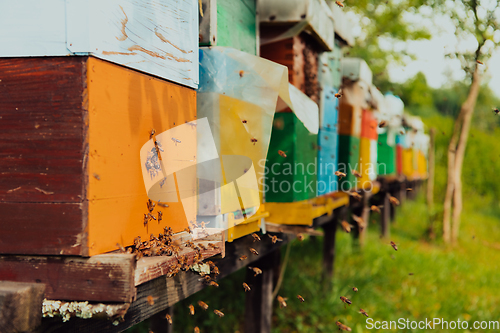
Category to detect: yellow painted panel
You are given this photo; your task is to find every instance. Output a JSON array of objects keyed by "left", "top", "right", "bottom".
[
  {"left": 402, "top": 148, "right": 414, "bottom": 180},
  {"left": 86, "top": 57, "right": 196, "bottom": 256}
]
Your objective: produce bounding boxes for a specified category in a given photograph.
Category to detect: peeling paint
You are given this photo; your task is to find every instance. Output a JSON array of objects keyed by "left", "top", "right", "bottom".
[
  {"left": 154, "top": 28, "right": 193, "bottom": 54},
  {"left": 116, "top": 6, "right": 128, "bottom": 41}
]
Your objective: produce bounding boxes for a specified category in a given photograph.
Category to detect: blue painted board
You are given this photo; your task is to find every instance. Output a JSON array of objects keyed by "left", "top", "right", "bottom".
[
  {"left": 317, "top": 129, "right": 338, "bottom": 195},
  {"left": 319, "top": 85, "right": 339, "bottom": 131}
]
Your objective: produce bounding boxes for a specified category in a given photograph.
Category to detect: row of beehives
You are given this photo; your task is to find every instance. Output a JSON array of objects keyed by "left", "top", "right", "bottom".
[{"left": 0, "top": 0, "right": 429, "bottom": 258}]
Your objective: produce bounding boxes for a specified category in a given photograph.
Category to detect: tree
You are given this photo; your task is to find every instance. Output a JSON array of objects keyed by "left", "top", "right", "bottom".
[{"left": 442, "top": 0, "right": 500, "bottom": 243}]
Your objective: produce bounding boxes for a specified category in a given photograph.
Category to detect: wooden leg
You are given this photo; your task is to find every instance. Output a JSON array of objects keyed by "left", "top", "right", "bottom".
[
  {"left": 381, "top": 192, "right": 390, "bottom": 239},
  {"left": 149, "top": 307, "right": 173, "bottom": 333},
  {"left": 322, "top": 214, "right": 338, "bottom": 283},
  {"left": 244, "top": 249, "right": 280, "bottom": 333}
]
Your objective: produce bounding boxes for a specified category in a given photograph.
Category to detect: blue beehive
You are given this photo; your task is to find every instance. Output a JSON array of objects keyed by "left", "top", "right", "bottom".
[{"left": 317, "top": 129, "right": 339, "bottom": 195}]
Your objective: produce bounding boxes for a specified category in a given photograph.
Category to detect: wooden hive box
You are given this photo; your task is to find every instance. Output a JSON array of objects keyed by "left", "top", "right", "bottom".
[
  {"left": 0, "top": 56, "right": 197, "bottom": 256},
  {"left": 337, "top": 135, "right": 360, "bottom": 191},
  {"left": 0, "top": 0, "right": 198, "bottom": 89},
  {"left": 199, "top": 0, "right": 258, "bottom": 55},
  {"left": 317, "top": 129, "right": 338, "bottom": 195},
  {"left": 358, "top": 137, "right": 378, "bottom": 188},
  {"left": 377, "top": 132, "right": 397, "bottom": 176},
  {"left": 265, "top": 113, "right": 318, "bottom": 202}
]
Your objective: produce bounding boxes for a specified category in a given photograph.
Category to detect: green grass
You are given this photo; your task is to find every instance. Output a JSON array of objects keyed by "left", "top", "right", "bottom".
[{"left": 127, "top": 193, "right": 500, "bottom": 332}]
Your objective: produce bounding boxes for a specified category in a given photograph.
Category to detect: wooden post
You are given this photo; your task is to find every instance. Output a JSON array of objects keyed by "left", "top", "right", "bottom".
[
  {"left": 381, "top": 192, "right": 391, "bottom": 239},
  {"left": 322, "top": 213, "right": 339, "bottom": 283},
  {"left": 0, "top": 281, "right": 45, "bottom": 333},
  {"left": 149, "top": 307, "right": 174, "bottom": 333},
  {"left": 244, "top": 249, "right": 281, "bottom": 333},
  {"left": 351, "top": 192, "right": 370, "bottom": 249}
]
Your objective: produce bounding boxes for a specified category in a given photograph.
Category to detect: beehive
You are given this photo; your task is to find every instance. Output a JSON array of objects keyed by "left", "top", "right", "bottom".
[
  {"left": 377, "top": 132, "right": 397, "bottom": 175},
  {"left": 199, "top": 0, "right": 258, "bottom": 55},
  {"left": 337, "top": 135, "right": 360, "bottom": 191},
  {"left": 317, "top": 130, "right": 339, "bottom": 195},
  {"left": 0, "top": 57, "right": 197, "bottom": 256}
]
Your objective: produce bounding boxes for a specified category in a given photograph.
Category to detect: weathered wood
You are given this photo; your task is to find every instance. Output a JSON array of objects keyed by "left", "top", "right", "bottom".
[
  {"left": 0, "top": 281, "right": 45, "bottom": 333},
  {"left": 0, "top": 254, "right": 136, "bottom": 303},
  {"left": 265, "top": 223, "right": 324, "bottom": 236},
  {"left": 244, "top": 249, "right": 280, "bottom": 333},
  {"left": 381, "top": 192, "right": 390, "bottom": 239}
]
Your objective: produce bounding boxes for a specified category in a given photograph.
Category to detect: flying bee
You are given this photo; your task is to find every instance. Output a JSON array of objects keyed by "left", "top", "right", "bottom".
[
  {"left": 277, "top": 296, "right": 287, "bottom": 308},
  {"left": 149, "top": 128, "right": 156, "bottom": 140},
  {"left": 378, "top": 120, "right": 387, "bottom": 128},
  {"left": 165, "top": 313, "right": 172, "bottom": 324},
  {"left": 370, "top": 205, "right": 381, "bottom": 214},
  {"left": 352, "top": 286, "right": 358, "bottom": 292},
  {"left": 406, "top": 188, "right": 413, "bottom": 191},
  {"left": 360, "top": 308, "right": 369, "bottom": 317},
  {"left": 194, "top": 327, "right": 200, "bottom": 333},
  {"left": 249, "top": 248, "right": 259, "bottom": 255},
  {"left": 297, "top": 295, "right": 305, "bottom": 302},
  {"left": 341, "top": 221, "right": 352, "bottom": 233},
  {"left": 389, "top": 196, "right": 400, "bottom": 206},
  {"left": 335, "top": 171, "right": 347, "bottom": 179},
  {"left": 188, "top": 304, "right": 195, "bottom": 315},
  {"left": 297, "top": 233, "right": 305, "bottom": 241},
  {"left": 335, "top": 0, "right": 344, "bottom": 7},
  {"left": 214, "top": 309, "right": 224, "bottom": 318},
  {"left": 340, "top": 296, "right": 352, "bottom": 308},
  {"left": 239, "top": 255, "right": 248, "bottom": 261},
  {"left": 336, "top": 321, "right": 352, "bottom": 331},
  {"left": 251, "top": 138, "right": 258, "bottom": 145},
  {"left": 243, "top": 282, "right": 251, "bottom": 292},
  {"left": 157, "top": 211, "right": 162, "bottom": 223},
  {"left": 278, "top": 150, "right": 287, "bottom": 158},
  {"left": 250, "top": 267, "right": 262, "bottom": 276},
  {"left": 147, "top": 295, "right": 155, "bottom": 306},
  {"left": 390, "top": 241, "right": 398, "bottom": 251},
  {"left": 143, "top": 214, "right": 150, "bottom": 226},
  {"left": 157, "top": 200, "right": 169, "bottom": 208},
  {"left": 493, "top": 108, "right": 499, "bottom": 115},
  {"left": 476, "top": 60, "right": 484, "bottom": 65},
  {"left": 269, "top": 234, "right": 283, "bottom": 244},
  {"left": 208, "top": 281, "right": 219, "bottom": 288},
  {"left": 198, "top": 300, "right": 209, "bottom": 310},
  {"left": 351, "top": 169, "right": 362, "bottom": 178},
  {"left": 352, "top": 214, "right": 366, "bottom": 229},
  {"left": 335, "top": 90, "right": 343, "bottom": 98},
  {"left": 251, "top": 233, "right": 261, "bottom": 242},
  {"left": 348, "top": 191, "right": 362, "bottom": 201},
  {"left": 239, "top": 70, "right": 245, "bottom": 78},
  {"left": 242, "top": 119, "right": 247, "bottom": 123}
]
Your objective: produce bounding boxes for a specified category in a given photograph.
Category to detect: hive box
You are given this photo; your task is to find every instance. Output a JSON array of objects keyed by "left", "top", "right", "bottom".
[
  {"left": 199, "top": 0, "right": 258, "bottom": 55},
  {"left": 317, "top": 129, "right": 339, "bottom": 195},
  {"left": 0, "top": 0, "right": 198, "bottom": 89},
  {"left": 0, "top": 56, "right": 197, "bottom": 256},
  {"left": 318, "top": 41, "right": 343, "bottom": 91},
  {"left": 337, "top": 135, "right": 360, "bottom": 191},
  {"left": 265, "top": 113, "right": 318, "bottom": 202},
  {"left": 377, "top": 132, "right": 397, "bottom": 175}
]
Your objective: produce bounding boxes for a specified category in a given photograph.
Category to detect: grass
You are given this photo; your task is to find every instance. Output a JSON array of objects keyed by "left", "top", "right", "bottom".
[{"left": 127, "top": 193, "right": 500, "bottom": 332}]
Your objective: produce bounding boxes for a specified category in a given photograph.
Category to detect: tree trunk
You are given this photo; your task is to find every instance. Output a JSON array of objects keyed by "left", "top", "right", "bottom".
[
  {"left": 451, "top": 67, "right": 482, "bottom": 242},
  {"left": 443, "top": 124, "right": 460, "bottom": 243}
]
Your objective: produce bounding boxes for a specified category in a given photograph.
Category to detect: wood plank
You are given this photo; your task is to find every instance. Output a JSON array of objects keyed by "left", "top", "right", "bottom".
[
  {"left": 0, "top": 57, "right": 86, "bottom": 204},
  {"left": 265, "top": 223, "right": 324, "bottom": 236},
  {"left": 0, "top": 254, "right": 136, "bottom": 302},
  {"left": 0, "top": 281, "right": 45, "bottom": 333}
]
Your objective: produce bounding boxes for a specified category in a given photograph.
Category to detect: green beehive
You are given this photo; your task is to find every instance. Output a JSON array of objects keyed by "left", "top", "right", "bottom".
[
  {"left": 265, "top": 113, "right": 318, "bottom": 203},
  {"left": 199, "top": 0, "right": 257, "bottom": 55},
  {"left": 338, "top": 135, "right": 360, "bottom": 190},
  {"left": 377, "top": 132, "right": 396, "bottom": 175}
]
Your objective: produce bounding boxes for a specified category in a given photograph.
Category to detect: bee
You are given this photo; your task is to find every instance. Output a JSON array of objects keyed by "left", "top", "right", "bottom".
[
  {"left": 206, "top": 261, "right": 216, "bottom": 268},
  {"left": 297, "top": 233, "right": 305, "bottom": 241},
  {"left": 278, "top": 150, "right": 287, "bottom": 158},
  {"left": 211, "top": 266, "right": 220, "bottom": 276},
  {"left": 378, "top": 120, "right": 387, "bottom": 128},
  {"left": 389, "top": 196, "right": 400, "bottom": 206},
  {"left": 199, "top": 275, "right": 212, "bottom": 283},
  {"left": 370, "top": 205, "right": 381, "bottom": 214},
  {"left": 335, "top": 0, "right": 344, "bottom": 7},
  {"left": 352, "top": 287, "right": 358, "bottom": 292},
  {"left": 406, "top": 187, "right": 413, "bottom": 191},
  {"left": 157, "top": 201, "right": 169, "bottom": 208},
  {"left": 143, "top": 214, "right": 150, "bottom": 226},
  {"left": 250, "top": 267, "right": 262, "bottom": 276},
  {"left": 336, "top": 321, "right": 352, "bottom": 331},
  {"left": 476, "top": 60, "right": 483, "bottom": 65},
  {"left": 116, "top": 243, "right": 126, "bottom": 253},
  {"left": 239, "top": 255, "right": 248, "bottom": 261},
  {"left": 297, "top": 295, "right": 305, "bottom": 302},
  {"left": 251, "top": 138, "right": 258, "bottom": 145},
  {"left": 198, "top": 243, "right": 208, "bottom": 251},
  {"left": 157, "top": 211, "right": 162, "bottom": 223},
  {"left": 269, "top": 234, "right": 283, "bottom": 244},
  {"left": 390, "top": 241, "right": 398, "bottom": 251},
  {"left": 409, "top": 272, "right": 414, "bottom": 276},
  {"left": 277, "top": 296, "right": 288, "bottom": 308},
  {"left": 348, "top": 191, "right": 362, "bottom": 201},
  {"left": 340, "top": 296, "right": 352, "bottom": 307},
  {"left": 341, "top": 221, "right": 352, "bottom": 233},
  {"left": 351, "top": 169, "right": 362, "bottom": 178},
  {"left": 239, "top": 70, "right": 245, "bottom": 78},
  {"left": 251, "top": 233, "right": 261, "bottom": 242},
  {"left": 400, "top": 130, "right": 405, "bottom": 135},
  {"left": 194, "top": 327, "right": 200, "bottom": 333},
  {"left": 242, "top": 119, "right": 247, "bottom": 123},
  {"left": 249, "top": 248, "right": 259, "bottom": 255},
  {"left": 147, "top": 295, "right": 155, "bottom": 306},
  {"left": 352, "top": 214, "right": 366, "bottom": 229},
  {"left": 188, "top": 304, "right": 195, "bottom": 315},
  {"left": 165, "top": 313, "right": 172, "bottom": 324},
  {"left": 147, "top": 199, "right": 155, "bottom": 212},
  {"left": 149, "top": 128, "right": 156, "bottom": 140},
  {"left": 335, "top": 171, "right": 347, "bottom": 179},
  {"left": 335, "top": 90, "right": 343, "bottom": 98},
  {"left": 243, "top": 282, "right": 251, "bottom": 292},
  {"left": 198, "top": 300, "right": 209, "bottom": 310},
  {"left": 360, "top": 308, "right": 369, "bottom": 317},
  {"left": 184, "top": 226, "right": 193, "bottom": 233},
  {"left": 208, "top": 243, "right": 219, "bottom": 250},
  {"left": 214, "top": 309, "right": 224, "bottom": 318},
  {"left": 208, "top": 281, "right": 219, "bottom": 288}
]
